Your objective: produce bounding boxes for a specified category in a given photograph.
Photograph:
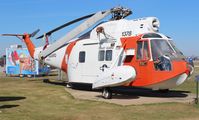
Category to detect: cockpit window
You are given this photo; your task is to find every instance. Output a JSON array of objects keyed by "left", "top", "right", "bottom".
[
  {"left": 151, "top": 39, "right": 173, "bottom": 71},
  {"left": 151, "top": 39, "right": 174, "bottom": 60},
  {"left": 168, "top": 40, "right": 183, "bottom": 55},
  {"left": 142, "top": 33, "right": 162, "bottom": 38}
]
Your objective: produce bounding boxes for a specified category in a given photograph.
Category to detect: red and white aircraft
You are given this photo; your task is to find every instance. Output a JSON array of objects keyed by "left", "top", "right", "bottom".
[{"left": 1, "top": 7, "right": 192, "bottom": 99}]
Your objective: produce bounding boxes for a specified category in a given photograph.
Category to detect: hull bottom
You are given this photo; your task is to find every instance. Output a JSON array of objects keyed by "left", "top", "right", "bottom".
[{"left": 144, "top": 73, "right": 188, "bottom": 90}]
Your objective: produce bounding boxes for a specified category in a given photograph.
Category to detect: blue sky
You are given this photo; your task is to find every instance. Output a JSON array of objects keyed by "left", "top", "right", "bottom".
[{"left": 0, "top": 0, "right": 198, "bottom": 56}]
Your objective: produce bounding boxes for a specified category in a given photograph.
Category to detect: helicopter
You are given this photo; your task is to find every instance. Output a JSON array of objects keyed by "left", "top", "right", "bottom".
[{"left": 1, "top": 7, "right": 192, "bottom": 99}]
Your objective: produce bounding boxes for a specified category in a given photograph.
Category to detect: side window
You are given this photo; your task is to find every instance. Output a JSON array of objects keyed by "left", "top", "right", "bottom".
[
  {"left": 98, "top": 50, "right": 105, "bottom": 61},
  {"left": 143, "top": 41, "right": 150, "bottom": 60},
  {"left": 106, "top": 50, "right": 112, "bottom": 61},
  {"left": 137, "top": 41, "right": 150, "bottom": 60},
  {"left": 79, "top": 51, "right": 85, "bottom": 63},
  {"left": 98, "top": 50, "right": 113, "bottom": 61},
  {"left": 137, "top": 41, "right": 143, "bottom": 59}
]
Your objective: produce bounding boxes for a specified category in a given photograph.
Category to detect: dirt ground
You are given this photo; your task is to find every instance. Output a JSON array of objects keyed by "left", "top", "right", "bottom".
[{"left": 65, "top": 86, "right": 195, "bottom": 105}]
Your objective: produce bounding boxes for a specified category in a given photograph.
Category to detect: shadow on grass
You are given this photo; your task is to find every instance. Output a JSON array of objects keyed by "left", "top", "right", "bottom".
[
  {"left": 43, "top": 79, "right": 67, "bottom": 86},
  {"left": 0, "top": 105, "right": 19, "bottom": 109},
  {"left": 0, "top": 96, "right": 26, "bottom": 102}
]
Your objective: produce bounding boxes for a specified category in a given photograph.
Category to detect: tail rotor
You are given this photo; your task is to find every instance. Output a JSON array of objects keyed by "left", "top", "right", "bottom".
[{"left": 1, "top": 29, "right": 40, "bottom": 39}]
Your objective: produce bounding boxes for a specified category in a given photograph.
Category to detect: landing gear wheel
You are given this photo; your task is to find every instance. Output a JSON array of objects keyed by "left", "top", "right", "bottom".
[{"left": 102, "top": 87, "right": 112, "bottom": 99}]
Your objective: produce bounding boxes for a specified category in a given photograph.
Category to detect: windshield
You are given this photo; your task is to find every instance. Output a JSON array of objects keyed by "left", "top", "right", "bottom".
[
  {"left": 151, "top": 39, "right": 175, "bottom": 60},
  {"left": 168, "top": 40, "right": 183, "bottom": 55}
]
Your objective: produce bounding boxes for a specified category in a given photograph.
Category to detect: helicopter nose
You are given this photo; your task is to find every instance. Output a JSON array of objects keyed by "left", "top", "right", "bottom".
[{"left": 186, "top": 63, "right": 194, "bottom": 76}]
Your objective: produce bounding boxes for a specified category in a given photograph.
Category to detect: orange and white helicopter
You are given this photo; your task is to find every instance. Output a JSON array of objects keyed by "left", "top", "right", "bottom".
[{"left": 1, "top": 7, "right": 192, "bottom": 99}]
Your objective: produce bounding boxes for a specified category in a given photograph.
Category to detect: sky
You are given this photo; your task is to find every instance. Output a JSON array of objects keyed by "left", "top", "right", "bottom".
[{"left": 0, "top": 0, "right": 199, "bottom": 56}]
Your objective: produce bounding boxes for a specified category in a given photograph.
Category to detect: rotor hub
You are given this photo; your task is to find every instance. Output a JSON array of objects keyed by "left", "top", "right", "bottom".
[{"left": 110, "top": 6, "right": 132, "bottom": 20}]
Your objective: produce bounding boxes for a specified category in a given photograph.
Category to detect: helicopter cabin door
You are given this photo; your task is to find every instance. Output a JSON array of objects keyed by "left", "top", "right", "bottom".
[
  {"left": 77, "top": 42, "right": 99, "bottom": 83},
  {"left": 136, "top": 40, "right": 151, "bottom": 81},
  {"left": 76, "top": 41, "right": 114, "bottom": 84}
]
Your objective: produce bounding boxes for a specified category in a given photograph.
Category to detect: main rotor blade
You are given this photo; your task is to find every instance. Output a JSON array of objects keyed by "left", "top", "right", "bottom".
[
  {"left": 36, "top": 13, "right": 95, "bottom": 39},
  {"left": 40, "top": 10, "right": 111, "bottom": 59}
]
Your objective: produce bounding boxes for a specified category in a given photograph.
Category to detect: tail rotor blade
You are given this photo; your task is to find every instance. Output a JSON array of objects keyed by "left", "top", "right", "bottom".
[
  {"left": 1, "top": 34, "right": 24, "bottom": 37},
  {"left": 30, "top": 29, "right": 40, "bottom": 37},
  {"left": 1, "top": 29, "right": 40, "bottom": 38}
]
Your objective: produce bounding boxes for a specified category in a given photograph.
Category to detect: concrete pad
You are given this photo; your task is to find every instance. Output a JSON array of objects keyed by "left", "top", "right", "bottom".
[{"left": 65, "top": 87, "right": 195, "bottom": 106}]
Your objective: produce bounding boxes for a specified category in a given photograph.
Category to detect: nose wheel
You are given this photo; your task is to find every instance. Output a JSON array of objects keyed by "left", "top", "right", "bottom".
[{"left": 102, "top": 87, "right": 112, "bottom": 99}]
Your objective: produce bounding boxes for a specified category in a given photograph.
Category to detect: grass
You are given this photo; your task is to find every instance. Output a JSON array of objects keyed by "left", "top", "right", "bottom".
[
  {"left": 0, "top": 67, "right": 199, "bottom": 120},
  {"left": 173, "top": 66, "right": 199, "bottom": 93}
]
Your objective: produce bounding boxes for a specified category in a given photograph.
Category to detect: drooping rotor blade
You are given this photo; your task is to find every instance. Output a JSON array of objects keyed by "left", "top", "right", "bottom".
[
  {"left": 40, "top": 10, "right": 111, "bottom": 59},
  {"left": 36, "top": 13, "right": 95, "bottom": 39}
]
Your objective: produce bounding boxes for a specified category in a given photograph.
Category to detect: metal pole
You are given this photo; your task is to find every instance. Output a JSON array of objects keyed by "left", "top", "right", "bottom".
[
  {"left": 196, "top": 81, "right": 198, "bottom": 104},
  {"left": 195, "top": 75, "right": 199, "bottom": 104}
]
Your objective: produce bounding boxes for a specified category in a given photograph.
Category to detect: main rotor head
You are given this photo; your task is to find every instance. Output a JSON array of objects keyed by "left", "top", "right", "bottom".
[{"left": 110, "top": 6, "right": 132, "bottom": 20}]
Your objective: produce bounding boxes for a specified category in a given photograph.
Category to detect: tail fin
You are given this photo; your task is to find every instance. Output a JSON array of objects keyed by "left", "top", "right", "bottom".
[
  {"left": 1, "top": 29, "right": 40, "bottom": 59},
  {"left": 22, "top": 29, "right": 40, "bottom": 58},
  {"left": 23, "top": 34, "right": 36, "bottom": 58}
]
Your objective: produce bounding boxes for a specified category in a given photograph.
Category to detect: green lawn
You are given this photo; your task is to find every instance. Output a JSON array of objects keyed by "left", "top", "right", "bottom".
[
  {"left": 0, "top": 68, "right": 199, "bottom": 120},
  {"left": 174, "top": 67, "right": 199, "bottom": 93}
]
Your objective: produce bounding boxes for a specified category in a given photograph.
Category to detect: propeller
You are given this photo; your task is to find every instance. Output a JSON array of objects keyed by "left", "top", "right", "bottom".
[
  {"left": 1, "top": 29, "right": 40, "bottom": 38},
  {"left": 36, "top": 13, "right": 95, "bottom": 39},
  {"left": 1, "top": 29, "right": 40, "bottom": 42}
]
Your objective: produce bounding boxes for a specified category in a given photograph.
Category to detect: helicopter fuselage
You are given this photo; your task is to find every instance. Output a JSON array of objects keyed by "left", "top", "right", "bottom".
[{"left": 35, "top": 17, "right": 189, "bottom": 90}]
